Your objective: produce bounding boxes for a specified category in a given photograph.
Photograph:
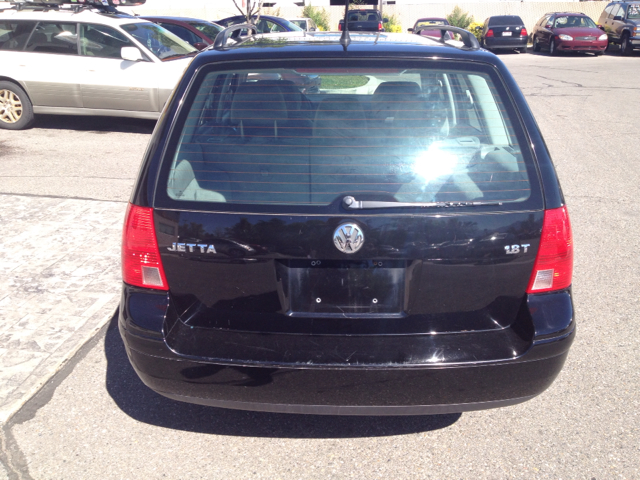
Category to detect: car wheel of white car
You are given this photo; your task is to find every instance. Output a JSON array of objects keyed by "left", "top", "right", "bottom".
[{"left": 0, "top": 82, "right": 34, "bottom": 130}]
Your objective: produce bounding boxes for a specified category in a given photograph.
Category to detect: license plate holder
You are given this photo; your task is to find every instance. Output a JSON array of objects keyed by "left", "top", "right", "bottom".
[
  {"left": 502, "top": 31, "right": 513, "bottom": 36},
  {"left": 284, "top": 260, "right": 405, "bottom": 316}
]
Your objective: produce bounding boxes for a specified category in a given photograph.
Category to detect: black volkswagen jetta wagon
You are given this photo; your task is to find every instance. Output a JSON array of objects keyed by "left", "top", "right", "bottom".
[{"left": 120, "top": 27, "right": 575, "bottom": 415}]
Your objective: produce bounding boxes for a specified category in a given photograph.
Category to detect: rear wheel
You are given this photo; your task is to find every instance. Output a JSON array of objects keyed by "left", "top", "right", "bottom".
[
  {"left": 620, "top": 33, "right": 632, "bottom": 56},
  {"left": 533, "top": 36, "right": 541, "bottom": 52},
  {"left": 0, "top": 81, "right": 34, "bottom": 130},
  {"left": 549, "top": 39, "right": 558, "bottom": 56}
]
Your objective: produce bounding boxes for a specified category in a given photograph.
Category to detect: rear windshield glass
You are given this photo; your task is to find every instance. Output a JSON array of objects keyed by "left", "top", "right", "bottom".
[
  {"left": 488, "top": 16, "right": 524, "bottom": 26},
  {"left": 347, "top": 11, "right": 380, "bottom": 22},
  {"left": 164, "top": 63, "right": 532, "bottom": 207}
]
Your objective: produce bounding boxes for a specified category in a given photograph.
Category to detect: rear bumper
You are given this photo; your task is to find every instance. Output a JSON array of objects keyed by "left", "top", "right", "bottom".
[
  {"left": 484, "top": 36, "right": 528, "bottom": 49},
  {"left": 119, "top": 286, "right": 575, "bottom": 415}
]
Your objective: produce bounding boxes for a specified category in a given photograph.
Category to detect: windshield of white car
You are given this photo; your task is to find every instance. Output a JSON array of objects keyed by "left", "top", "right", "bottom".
[{"left": 122, "top": 23, "right": 197, "bottom": 60}]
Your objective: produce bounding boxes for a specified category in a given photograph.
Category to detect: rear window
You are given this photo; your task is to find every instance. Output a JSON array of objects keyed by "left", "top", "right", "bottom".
[
  {"left": 488, "top": 16, "right": 524, "bottom": 26},
  {"left": 0, "top": 21, "right": 36, "bottom": 51},
  {"left": 347, "top": 11, "right": 380, "bottom": 22},
  {"left": 161, "top": 61, "right": 534, "bottom": 208}
]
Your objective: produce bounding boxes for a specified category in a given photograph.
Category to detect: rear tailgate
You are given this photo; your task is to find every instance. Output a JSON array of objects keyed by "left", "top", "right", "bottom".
[{"left": 152, "top": 58, "right": 544, "bottom": 356}]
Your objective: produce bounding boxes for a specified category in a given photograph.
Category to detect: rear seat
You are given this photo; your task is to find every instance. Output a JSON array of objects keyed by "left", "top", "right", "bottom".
[{"left": 310, "top": 96, "right": 397, "bottom": 205}]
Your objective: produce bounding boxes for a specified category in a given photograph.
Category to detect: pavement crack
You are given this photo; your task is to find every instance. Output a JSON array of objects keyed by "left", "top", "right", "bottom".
[
  {"left": 0, "top": 425, "right": 34, "bottom": 480},
  {"left": 536, "top": 75, "right": 583, "bottom": 87}
]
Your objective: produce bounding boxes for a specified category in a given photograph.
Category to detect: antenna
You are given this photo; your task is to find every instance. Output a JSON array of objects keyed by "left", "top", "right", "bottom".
[{"left": 339, "top": 0, "right": 351, "bottom": 50}]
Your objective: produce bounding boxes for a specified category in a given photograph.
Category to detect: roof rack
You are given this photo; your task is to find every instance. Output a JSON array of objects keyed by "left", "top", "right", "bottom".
[
  {"left": 415, "top": 26, "right": 480, "bottom": 50},
  {"left": 4, "top": 0, "right": 145, "bottom": 13},
  {"left": 213, "top": 23, "right": 259, "bottom": 50}
]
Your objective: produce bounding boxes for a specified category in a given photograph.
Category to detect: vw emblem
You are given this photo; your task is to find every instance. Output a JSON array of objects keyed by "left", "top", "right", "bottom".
[{"left": 333, "top": 223, "right": 365, "bottom": 254}]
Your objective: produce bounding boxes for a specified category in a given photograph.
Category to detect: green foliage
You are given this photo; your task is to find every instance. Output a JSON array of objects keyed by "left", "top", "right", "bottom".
[
  {"left": 468, "top": 21, "right": 483, "bottom": 41},
  {"left": 446, "top": 6, "right": 474, "bottom": 30},
  {"left": 384, "top": 14, "right": 402, "bottom": 33},
  {"left": 302, "top": 5, "right": 330, "bottom": 31}
]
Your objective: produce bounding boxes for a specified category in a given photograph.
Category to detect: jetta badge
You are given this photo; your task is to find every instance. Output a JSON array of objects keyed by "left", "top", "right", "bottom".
[{"left": 333, "top": 223, "right": 364, "bottom": 254}]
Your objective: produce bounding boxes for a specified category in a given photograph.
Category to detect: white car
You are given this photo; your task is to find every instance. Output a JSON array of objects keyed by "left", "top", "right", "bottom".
[{"left": 0, "top": 1, "right": 197, "bottom": 130}]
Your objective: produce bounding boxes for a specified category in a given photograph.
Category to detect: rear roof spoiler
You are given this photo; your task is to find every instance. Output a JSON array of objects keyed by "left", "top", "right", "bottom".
[
  {"left": 415, "top": 25, "right": 481, "bottom": 50},
  {"left": 214, "top": 23, "right": 259, "bottom": 50}
]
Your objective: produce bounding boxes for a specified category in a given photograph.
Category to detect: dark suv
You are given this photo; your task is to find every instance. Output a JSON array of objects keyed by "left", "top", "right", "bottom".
[
  {"left": 120, "top": 25, "right": 575, "bottom": 415},
  {"left": 597, "top": 1, "right": 640, "bottom": 55},
  {"left": 338, "top": 9, "right": 387, "bottom": 32}
]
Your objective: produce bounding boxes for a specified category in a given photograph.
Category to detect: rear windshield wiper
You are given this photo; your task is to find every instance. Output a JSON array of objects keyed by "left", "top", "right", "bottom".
[{"left": 342, "top": 196, "right": 503, "bottom": 210}]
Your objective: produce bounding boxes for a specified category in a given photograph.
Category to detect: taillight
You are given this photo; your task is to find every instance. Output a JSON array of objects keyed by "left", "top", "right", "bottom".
[
  {"left": 527, "top": 206, "right": 573, "bottom": 294},
  {"left": 521, "top": 28, "right": 528, "bottom": 37},
  {"left": 122, "top": 203, "right": 168, "bottom": 291},
  {"left": 338, "top": 23, "right": 342, "bottom": 31},
  {"left": 378, "top": 22, "right": 383, "bottom": 30},
  {"left": 486, "top": 29, "right": 494, "bottom": 37}
]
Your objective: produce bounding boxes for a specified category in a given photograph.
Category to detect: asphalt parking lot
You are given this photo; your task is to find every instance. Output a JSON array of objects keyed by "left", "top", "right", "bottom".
[{"left": 1, "top": 49, "right": 639, "bottom": 479}]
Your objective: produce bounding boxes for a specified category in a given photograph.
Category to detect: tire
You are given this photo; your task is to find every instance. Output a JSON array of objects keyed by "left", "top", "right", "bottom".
[
  {"left": 594, "top": 51, "right": 604, "bottom": 56},
  {"left": 519, "top": 46, "right": 527, "bottom": 54},
  {"left": 533, "top": 36, "right": 541, "bottom": 52},
  {"left": 620, "top": 33, "right": 632, "bottom": 56},
  {"left": 0, "top": 81, "right": 34, "bottom": 130},
  {"left": 549, "top": 38, "right": 558, "bottom": 56}
]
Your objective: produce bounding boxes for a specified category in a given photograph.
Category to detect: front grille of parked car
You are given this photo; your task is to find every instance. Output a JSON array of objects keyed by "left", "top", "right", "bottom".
[{"left": 575, "top": 36, "right": 596, "bottom": 41}]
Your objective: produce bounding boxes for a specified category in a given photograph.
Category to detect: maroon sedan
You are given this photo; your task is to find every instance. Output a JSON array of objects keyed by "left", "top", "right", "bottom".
[
  {"left": 532, "top": 12, "right": 608, "bottom": 55},
  {"left": 408, "top": 18, "right": 453, "bottom": 40}
]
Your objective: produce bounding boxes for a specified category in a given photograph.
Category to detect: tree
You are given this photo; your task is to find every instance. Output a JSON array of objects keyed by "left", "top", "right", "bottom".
[
  {"left": 231, "top": 0, "right": 264, "bottom": 32},
  {"left": 446, "top": 6, "right": 474, "bottom": 30},
  {"left": 302, "top": 5, "right": 330, "bottom": 31}
]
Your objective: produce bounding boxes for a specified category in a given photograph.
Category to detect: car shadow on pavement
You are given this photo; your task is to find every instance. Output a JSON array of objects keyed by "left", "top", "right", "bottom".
[
  {"left": 32, "top": 115, "right": 156, "bottom": 134},
  {"left": 104, "top": 313, "right": 461, "bottom": 438}
]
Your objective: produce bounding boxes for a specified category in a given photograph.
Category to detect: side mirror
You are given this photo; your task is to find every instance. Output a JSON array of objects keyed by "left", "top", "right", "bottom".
[
  {"left": 383, "top": 18, "right": 389, "bottom": 23},
  {"left": 121, "top": 46, "right": 143, "bottom": 62},
  {"left": 475, "top": 26, "right": 482, "bottom": 31},
  {"left": 309, "top": 27, "right": 316, "bottom": 32},
  {"left": 598, "top": 24, "right": 605, "bottom": 31},
  {"left": 613, "top": 15, "right": 623, "bottom": 21},
  {"left": 193, "top": 42, "right": 208, "bottom": 51},
  {"left": 545, "top": 24, "right": 553, "bottom": 29},
  {"left": 407, "top": 27, "right": 414, "bottom": 33}
]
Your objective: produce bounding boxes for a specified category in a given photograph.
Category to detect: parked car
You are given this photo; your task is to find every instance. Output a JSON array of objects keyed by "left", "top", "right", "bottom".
[
  {"left": 215, "top": 15, "right": 303, "bottom": 34},
  {"left": 338, "top": 9, "right": 387, "bottom": 32},
  {"left": 140, "top": 16, "right": 223, "bottom": 50},
  {"left": 477, "top": 15, "right": 528, "bottom": 53},
  {"left": 0, "top": 1, "right": 197, "bottom": 130},
  {"left": 408, "top": 18, "right": 452, "bottom": 40},
  {"left": 597, "top": 1, "right": 640, "bottom": 55},
  {"left": 289, "top": 17, "right": 318, "bottom": 32},
  {"left": 120, "top": 26, "right": 575, "bottom": 415},
  {"left": 532, "top": 12, "right": 608, "bottom": 56}
]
